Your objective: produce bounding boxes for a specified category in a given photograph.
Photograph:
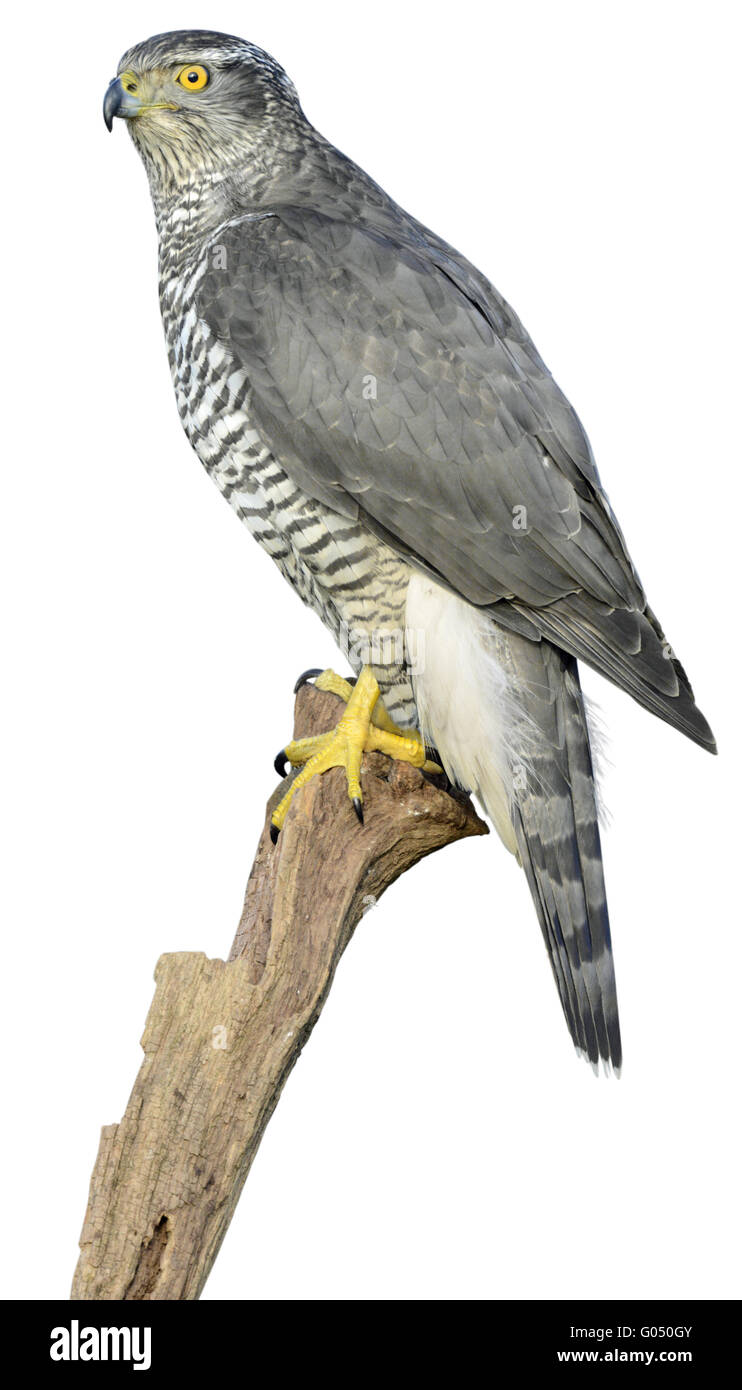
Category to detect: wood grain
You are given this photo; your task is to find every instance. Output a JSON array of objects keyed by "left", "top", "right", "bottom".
[{"left": 72, "top": 684, "right": 487, "bottom": 1300}]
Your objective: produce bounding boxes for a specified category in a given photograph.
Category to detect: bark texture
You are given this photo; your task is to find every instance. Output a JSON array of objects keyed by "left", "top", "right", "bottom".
[{"left": 72, "top": 684, "right": 487, "bottom": 1300}]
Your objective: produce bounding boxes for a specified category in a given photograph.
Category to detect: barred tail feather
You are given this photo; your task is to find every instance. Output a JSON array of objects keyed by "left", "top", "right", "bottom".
[
  {"left": 507, "top": 643, "right": 621, "bottom": 1071},
  {"left": 406, "top": 572, "right": 621, "bottom": 1072}
]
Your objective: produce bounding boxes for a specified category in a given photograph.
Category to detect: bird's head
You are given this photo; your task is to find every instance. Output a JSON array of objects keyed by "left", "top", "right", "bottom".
[{"left": 104, "top": 30, "right": 304, "bottom": 190}]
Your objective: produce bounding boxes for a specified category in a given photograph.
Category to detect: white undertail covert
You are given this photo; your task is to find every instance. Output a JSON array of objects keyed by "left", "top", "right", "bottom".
[{"left": 406, "top": 572, "right": 520, "bottom": 855}]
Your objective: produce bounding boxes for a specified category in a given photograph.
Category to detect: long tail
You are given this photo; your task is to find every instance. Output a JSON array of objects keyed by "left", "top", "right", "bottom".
[
  {"left": 407, "top": 573, "right": 621, "bottom": 1071},
  {"left": 503, "top": 634, "right": 621, "bottom": 1071}
]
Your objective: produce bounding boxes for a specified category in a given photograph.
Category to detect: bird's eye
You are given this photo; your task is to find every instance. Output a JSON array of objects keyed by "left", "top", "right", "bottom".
[{"left": 176, "top": 64, "right": 209, "bottom": 91}]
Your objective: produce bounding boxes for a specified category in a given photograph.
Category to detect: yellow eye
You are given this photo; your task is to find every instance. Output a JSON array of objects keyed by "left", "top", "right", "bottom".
[{"left": 176, "top": 64, "right": 209, "bottom": 91}]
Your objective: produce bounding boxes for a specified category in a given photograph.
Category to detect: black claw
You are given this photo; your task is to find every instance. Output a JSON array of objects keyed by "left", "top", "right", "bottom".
[
  {"left": 352, "top": 797, "right": 364, "bottom": 826},
  {"left": 274, "top": 749, "right": 289, "bottom": 777},
  {"left": 293, "top": 667, "right": 323, "bottom": 695},
  {"left": 269, "top": 822, "right": 280, "bottom": 845}
]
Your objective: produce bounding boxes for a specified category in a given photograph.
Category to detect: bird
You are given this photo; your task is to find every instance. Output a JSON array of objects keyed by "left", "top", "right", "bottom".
[{"left": 103, "top": 29, "right": 715, "bottom": 1075}]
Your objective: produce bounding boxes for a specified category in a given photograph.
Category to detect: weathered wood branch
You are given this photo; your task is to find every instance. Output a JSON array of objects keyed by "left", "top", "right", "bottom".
[{"left": 72, "top": 684, "right": 487, "bottom": 1300}]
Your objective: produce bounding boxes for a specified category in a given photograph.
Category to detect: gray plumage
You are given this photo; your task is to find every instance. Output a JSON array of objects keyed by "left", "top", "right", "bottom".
[{"left": 104, "top": 30, "right": 716, "bottom": 1072}]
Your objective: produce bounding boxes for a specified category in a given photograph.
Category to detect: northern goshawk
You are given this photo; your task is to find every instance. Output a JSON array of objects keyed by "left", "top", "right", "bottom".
[{"left": 103, "top": 29, "right": 715, "bottom": 1073}]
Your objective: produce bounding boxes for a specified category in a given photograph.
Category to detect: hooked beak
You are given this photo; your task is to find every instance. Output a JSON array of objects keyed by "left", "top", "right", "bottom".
[
  {"left": 103, "top": 77, "right": 140, "bottom": 131},
  {"left": 103, "top": 75, "right": 176, "bottom": 131}
]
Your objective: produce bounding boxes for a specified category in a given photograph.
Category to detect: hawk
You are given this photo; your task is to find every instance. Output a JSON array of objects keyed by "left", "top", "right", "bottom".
[{"left": 103, "top": 30, "right": 715, "bottom": 1074}]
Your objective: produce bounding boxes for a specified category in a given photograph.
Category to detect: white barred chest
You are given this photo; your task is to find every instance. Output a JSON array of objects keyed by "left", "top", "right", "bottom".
[{"left": 158, "top": 271, "right": 418, "bottom": 724}]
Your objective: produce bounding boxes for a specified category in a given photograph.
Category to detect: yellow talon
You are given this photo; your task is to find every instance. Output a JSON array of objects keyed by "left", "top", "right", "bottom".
[
  {"left": 314, "top": 669, "right": 356, "bottom": 702},
  {"left": 271, "top": 666, "right": 442, "bottom": 840},
  {"left": 315, "top": 668, "right": 441, "bottom": 765}
]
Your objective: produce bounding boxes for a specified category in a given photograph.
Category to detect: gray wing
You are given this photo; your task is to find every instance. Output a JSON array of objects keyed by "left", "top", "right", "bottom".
[{"left": 198, "top": 206, "right": 714, "bottom": 750}]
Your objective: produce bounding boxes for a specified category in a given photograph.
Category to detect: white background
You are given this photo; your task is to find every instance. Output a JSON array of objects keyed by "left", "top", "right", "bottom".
[{"left": 2, "top": 0, "right": 739, "bottom": 1301}]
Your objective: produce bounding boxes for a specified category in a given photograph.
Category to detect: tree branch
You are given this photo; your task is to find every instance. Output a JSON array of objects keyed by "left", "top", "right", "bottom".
[{"left": 72, "top": 684, "right": 487, "bottom": 1300}]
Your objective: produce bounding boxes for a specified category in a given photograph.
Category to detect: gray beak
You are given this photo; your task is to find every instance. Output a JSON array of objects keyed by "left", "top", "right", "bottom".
[
  {"left": 103, "top": 78, "right": 123, "bottom": 131},
  {"left": 103, "top": 77, "right": 141, "bottom": 131}
]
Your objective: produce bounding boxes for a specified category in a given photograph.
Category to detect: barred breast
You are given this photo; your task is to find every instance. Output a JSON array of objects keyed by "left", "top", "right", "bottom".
[{"left": 157, "top": 220, "right": 418, "bottom": 725}]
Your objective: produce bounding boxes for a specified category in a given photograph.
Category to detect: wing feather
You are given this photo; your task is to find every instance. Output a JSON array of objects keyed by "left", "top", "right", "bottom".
[{"left": 198, "top": 204, "right": 714, "bottom": 748}]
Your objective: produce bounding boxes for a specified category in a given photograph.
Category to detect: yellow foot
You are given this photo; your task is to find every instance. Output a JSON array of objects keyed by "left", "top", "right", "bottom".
[{"left": 270, "top": 666, "right": 442, "bottom": 842}]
